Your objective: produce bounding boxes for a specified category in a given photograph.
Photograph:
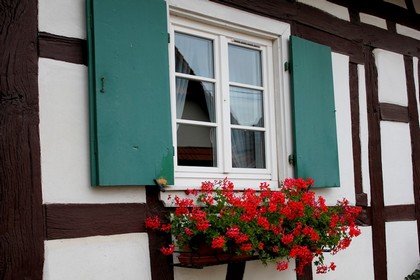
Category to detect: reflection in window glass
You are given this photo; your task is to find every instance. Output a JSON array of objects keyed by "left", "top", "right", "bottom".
[
  {"left": 230, "top": 86, "right": 263, "bottom": 127},
  {"left": 177, "top": 124, "right": 217, "bottom": 167},
  {"left": 228, "top": 44, "right": 262, "bottom": 86},
  {"left": 231, "top": 129, "right": 265, "bottom": 168},
  {"left": 176, "top": 78, "right": 215, "bottom": 122},
  {"left": 175, "top": 32, "right": 214, "bottom": 78}
]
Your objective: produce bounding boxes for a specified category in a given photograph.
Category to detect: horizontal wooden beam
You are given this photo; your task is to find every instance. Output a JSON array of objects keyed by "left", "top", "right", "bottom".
[
  {"left": 38, "top": 32, "right": 87, "bottom": 65},
  {"left": 327, "top": 0, "right": 420, "bottom": 31},
  {"left": 384, "top": 204, "right": 416, "bottom": 222},
  {"left": 45, "top": 203, "right": 147, "bottom": 240},
  {"left": 380, "top": 103, "right": 409, "bottom": 123},
  {"left": 211, "top": 0, "right": 420, "bottom": 58}
]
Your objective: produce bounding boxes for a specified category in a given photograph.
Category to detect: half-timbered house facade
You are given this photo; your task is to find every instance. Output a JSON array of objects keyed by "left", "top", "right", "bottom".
[{"left": 1, "top": 0, "right": 420, "bottom": 279}]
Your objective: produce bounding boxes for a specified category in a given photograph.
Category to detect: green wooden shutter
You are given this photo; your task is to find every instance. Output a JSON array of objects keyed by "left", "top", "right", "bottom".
[
  {"left": 87, "top": 0, "right": 174, "bottom": 186},
  {"left": 289, "top": 36, "right": 340, "bottom": 188}
]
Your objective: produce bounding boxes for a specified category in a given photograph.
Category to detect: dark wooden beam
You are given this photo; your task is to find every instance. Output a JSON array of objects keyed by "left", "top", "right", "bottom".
[
  {"left": 38, "top": 32, "right": 87, "bottom": 65},
  {"left": 211, "top": 0, "right": 420, "bottom": 58},
  {"left": 146, "top": 187, "right": 174, "bottom": 280},
  {"left": 292, "top": 23, "right": 364, "bottom": 64},
  {"left": 225, "top": 262, "right": 246, "bottom": 280},
  {"left": 380, "top": 103, "right": 410, "bottom": 123},
  {"left": 327, "top": 0, "right": 420, "bottom": 31},
  {"left": 45, "top": 203, "right": 147, "bottom": 240},
  {"left": 404, "top": 56, "right": 420, "bottom": 254},
  {"left": 0, "top": 0, "right": 44, "bottom": 279},
  {"left": 296, "top": 261, "right": 313, "bottom": 280},
  {"left": 349, "top": 62, "right": 364, "bottom": 198},
  {"left": 384, "top": 205, "right": 416, "bottom": 222},
  {"left": 364, "top": 47, "right": 388, "bottom": 280}
]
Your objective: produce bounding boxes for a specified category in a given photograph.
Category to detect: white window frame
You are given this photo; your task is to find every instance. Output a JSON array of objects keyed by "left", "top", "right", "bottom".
[{"left": 166, "top": 0, "right": 292, "bottom": 191}]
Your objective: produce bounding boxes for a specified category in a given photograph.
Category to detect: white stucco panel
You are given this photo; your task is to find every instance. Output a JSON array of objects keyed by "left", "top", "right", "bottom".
[
  {"left": 359, "top": 13, "right": 387, "bottom": 29},
  {"left": 396, "top": 24, "right": 420, "bottom": 40},
  {"left": 374, "top": 49, "right": 408, "bottom": 106},
  {"left": 358, "top": 65, "right": 372, "bottom": 206},
  {"left": 39, "top": 58, "right": 146, "bottom": 204},
  {"left": 381, "top": 122, "right": 414, "bottom": 205},
  {"left": 44, "top": 233, "right": 151, "bottom": 280},
  {"left": 297, "top": 0, "right": 350, "bottom": 21},
  {"left": 39, "top": 0, "right": 86, "bottom": 39},
  {"left": 415, "top": 0, "right": 420, "bottom": 13},
  {"left": 313, "top": 226, "right": 374, "bottom": 280},
  {"left": 383, "top": 0, "right": 407, "bottom": 8},
  {"left": 315, "top": 53, "right": 355, "bottom": 205},
  {"left": 174, "top": 264, "right": 227, "bottom": 280},
  {"left": 244, "top": 260, "right": 296, "bottom": 280},
  {"left": 386, "top": 221, "right": 420, "bottom": 280}
]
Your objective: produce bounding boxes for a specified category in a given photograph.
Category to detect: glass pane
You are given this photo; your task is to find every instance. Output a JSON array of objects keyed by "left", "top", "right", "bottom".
[
  {"left": 230, "top": 86, "right": 263, "bottom": 127},
  {"left": 231, "top": 129, "right": 265, "bottom": 168},
  {"left": 177, "top": 124, "right": 217, "bottom": 167},
  {"left": 176, "top": 78, "right": 215, "bottom": 122},
  {"left": 175, "top": 32, "right": 214, "bottom": 78},
  {"left": 228, "top": 44, "right": 262, "bottom": 86}
]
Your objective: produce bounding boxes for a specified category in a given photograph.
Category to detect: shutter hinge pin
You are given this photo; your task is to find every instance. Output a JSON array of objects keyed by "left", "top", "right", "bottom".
[
  {"left": 284, "top": 61, "right": 290, "bottom": 72},
  {"left": 288, "top": 154, "right": 295, "bottom": 165}
]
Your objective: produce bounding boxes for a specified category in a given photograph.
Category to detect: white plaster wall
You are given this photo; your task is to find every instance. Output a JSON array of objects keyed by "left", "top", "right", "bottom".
[
  {"left": 397, "top": 24, "right": 420, "bottom": 41},
  {"left": 174, "top": 264, "right": 227, "bottom": 280},
  {"left": 315, "top": 53, "right": 355, "bottom": 205},
  {"left": 374, "top": 49, "right": 408, "bottom": 106},
  {"left": 386, "top": 221, "right": 420, "bottom": 279},
  {"left": 39, "top": 58, "right": 146, "bottom": 203},
  {"left": 244, "top": 260, "right": 296, "bottom": 280},
  {"left": 44, "top": 233, "right": 151, "bottom": 280},
  {"left": 358, "top": 65, "right": 372, "bottom": 206},
  {"left": 383, "top": 0, "right": 407, "bottom": 8},
  {"left": 359, "top": 13, "right": 387, "bottom": 29},
  {"left": 297, "top": 0, "right": 350, "bottom": 21},
  {"left": 313, "top": 227, "right": 374, "bottom": 280},
  {"left": 380, "top": 122, "right": 414, "bottom": 205},
  {"left": 39, "top": 0, "right": 86, "bottom": 39},
  {"left": 414, "top": 0, "right": 420, "bottom": 13}
]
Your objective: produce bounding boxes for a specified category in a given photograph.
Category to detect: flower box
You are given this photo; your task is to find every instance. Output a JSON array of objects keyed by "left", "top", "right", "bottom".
[
  {"left": 146, "top": 178, "right": 362, "bottom": 275},
  {"left": 176, "top": 243, "right": 255, "bottom": 267}
]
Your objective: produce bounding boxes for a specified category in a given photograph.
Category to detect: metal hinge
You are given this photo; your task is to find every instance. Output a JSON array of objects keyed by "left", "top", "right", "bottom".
[
  {"left": 284, "top": 61, "right": 290, "bottom": 72},
  {"left": 288, "top": 154, "right": 295, "bottom": 166}
]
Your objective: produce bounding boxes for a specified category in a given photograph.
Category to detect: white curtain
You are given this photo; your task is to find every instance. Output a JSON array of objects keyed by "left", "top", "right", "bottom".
[{"left": 175, "top": 49, "right": 190, "bottom": 124}]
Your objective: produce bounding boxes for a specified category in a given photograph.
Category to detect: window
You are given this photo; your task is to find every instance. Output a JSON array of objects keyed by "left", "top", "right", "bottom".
[
  {"left": 169, "top": 8, "right": 290, "bottom": 188},
  {"left": 87, "top": 0, "right": 340, "bottom": 189}
]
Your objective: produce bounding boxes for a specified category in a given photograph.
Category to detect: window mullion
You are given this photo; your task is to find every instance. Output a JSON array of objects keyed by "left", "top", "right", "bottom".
[{"left": 219, "top": 35, "right": 232, "bottom": 173}]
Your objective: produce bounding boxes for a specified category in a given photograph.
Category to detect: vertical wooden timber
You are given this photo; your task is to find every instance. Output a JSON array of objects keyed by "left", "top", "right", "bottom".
[
  {"left": 404, "top": 56, "right": 420, "bottom": 253},
  {"left": 225, "top": 262, "right": 246, "bottom": 280},
  {"left": 296, "top": 261, "right": 313, "bottom": 280},
  {"left": 146, "top": 187, "right": 174, "bottom": 280},
  {"left": 349, "top": 62, "right": 366, "bottom": 205},
  {"left": 364, "top": 48, "right": 387, "bottom": 280},
  {"left": 0, "top": 0, "right": 44, "bottom": 279}
]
